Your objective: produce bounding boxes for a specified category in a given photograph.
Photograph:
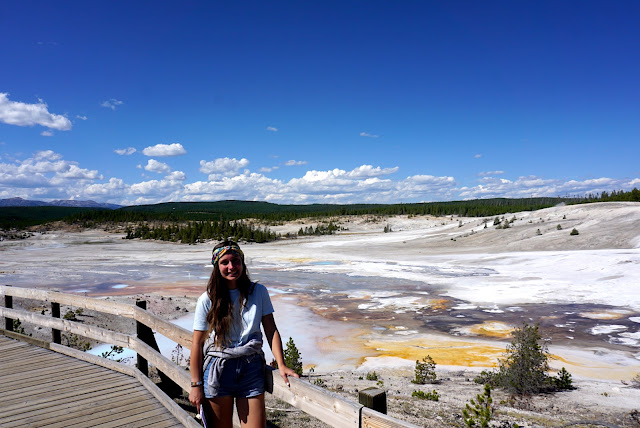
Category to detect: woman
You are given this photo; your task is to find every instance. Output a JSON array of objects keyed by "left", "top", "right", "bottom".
[{"left": 189, "top": 240, "right": 299, "bottom": 428}]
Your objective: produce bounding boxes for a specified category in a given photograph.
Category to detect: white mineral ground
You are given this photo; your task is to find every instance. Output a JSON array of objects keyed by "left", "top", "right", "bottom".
[{"left": 2, "top": 202, "right": 640, "bottom": 424}]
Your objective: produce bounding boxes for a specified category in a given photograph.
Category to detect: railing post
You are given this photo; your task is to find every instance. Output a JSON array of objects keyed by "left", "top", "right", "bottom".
[
  {"left": 136, "top": 300, "right": 150, "bottom": 376},
  {"left": 51, "top": 302, "right": 61, "bottom": 344},
  {"left": 359, "top": 387, "right": 387, "bottom": 414},
  {"left": 4, "top": 285, "right": 13, "bottom": 331},
  {"left": 135, "top": 299, "right": 182, "bottom": 397}
]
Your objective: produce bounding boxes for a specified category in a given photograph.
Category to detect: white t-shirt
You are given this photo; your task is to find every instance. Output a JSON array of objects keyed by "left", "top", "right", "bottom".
[{"left": 193, "top": 282, "right": 274, "bottom": 347}]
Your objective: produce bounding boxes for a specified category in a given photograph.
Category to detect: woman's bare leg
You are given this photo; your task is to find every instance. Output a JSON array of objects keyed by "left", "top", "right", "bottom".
[
  {"left": 206, "top": 396, "right": 235, "bottom": 428},
  {"left": 236, "top": 394, "right": 266, "bottom": 428}
]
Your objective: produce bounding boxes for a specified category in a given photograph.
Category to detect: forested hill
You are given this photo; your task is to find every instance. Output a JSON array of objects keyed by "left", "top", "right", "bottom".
[
  {"left": 2, "top": 187, "right": 638, "bottom": 230},
  {"left": 63, "top": 197, "right": 573, "bottom": 223}
]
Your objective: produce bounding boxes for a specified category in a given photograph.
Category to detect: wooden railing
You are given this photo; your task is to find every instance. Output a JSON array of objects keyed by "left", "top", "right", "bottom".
[{"left": 1, "top": 285, "right": 421, "bottom": 428}]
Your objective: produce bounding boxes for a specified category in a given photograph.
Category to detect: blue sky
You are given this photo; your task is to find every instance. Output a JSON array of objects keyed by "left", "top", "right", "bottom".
[{"left": 1, "top": 1, "right": 639, "bottom": 206}]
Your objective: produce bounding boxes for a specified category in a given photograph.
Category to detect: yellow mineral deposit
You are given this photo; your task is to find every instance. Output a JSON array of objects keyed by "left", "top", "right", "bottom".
[
  {"left": 466, "top": 321, "right": 515, "bottom": 338},
  {"left": 578, "top": 310, "right": 633, "bottom": 320},
  {"left": 427, "top": 298, "right": 450, "bottom": 310},
  {"left": 364, "top": 336, "right": 504, "bottom": 367}
]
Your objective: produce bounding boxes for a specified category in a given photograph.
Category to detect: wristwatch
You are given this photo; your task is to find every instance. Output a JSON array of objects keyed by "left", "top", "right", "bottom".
[{"left": 191, "top": 380, "right": 204, "bottom": 387}]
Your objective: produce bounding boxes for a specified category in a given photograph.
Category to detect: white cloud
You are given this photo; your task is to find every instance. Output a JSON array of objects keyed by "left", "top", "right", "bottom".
[
  {"left": 167, "top": 171, "right": 186, "bottom": 181},
  {"left": 55, "top": 164, "right": 101, "bottom": 180},
  {"left": 199, "top": 157, "right": 249, "bottom": 180},
  {"left": 266, "top": 126, "right": 278, "bottom": 132},
  {"left": 41, "top": 130, "right": 54, "bottom": 137},
  {"left": 144, "top": 159, "right": 171, "bottom": 174},
  {"left": 76, "top": 115, "right": 87, "bottom": 120},
  {"left": 277, "top": 165, "right": 445, "bottom": 203},
  {"left": 184, "top": 172, "right": 282, "bottom": 202},
  {"left": 84, "top": 178, "right": 127, "bottom": 197},
  {"left": 347, "top": 165, "right": 398, "bottom": 178},
  {"left": 474, "top": 154, "right": 483, "bottom": 159},
  {"left": 478, "top": 170, "right": 505, "bottom": 177},
  {"left": 0, "top": 93, "right": 72, "bottom": 130},
  {"left": 126, "top": 171, "right": 187, "bottom": 204},
  {"left": 142, "top": 143, "right": 186, "bottom": 157},
  {"left": 359, "top": 132, "right": 379, "bottom": 138},
  {"left": 101, "top": 99, "right": 124, "bottom": 110},
  {"left": 284, "top": 160, "right": 308, "bottom": 166},
  {"left": 1, "top": 149, "right": 636, "bottom": 205},
  {"left": 0, "top": 151, "right": 102, "bottom": 196},
  {"left": 34, "top": 150, "right": 62, "bottom": 161},
  {"left": 458, "top": 175, "right": 625, "bottom": 199},
  {"left": 114, "top": 147, "right": 136, "bottom": 156}
]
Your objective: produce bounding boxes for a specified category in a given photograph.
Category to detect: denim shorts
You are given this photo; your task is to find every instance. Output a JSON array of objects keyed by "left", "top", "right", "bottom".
[{"left": 203, "top": 354, "right": 265, "bottom": 398}]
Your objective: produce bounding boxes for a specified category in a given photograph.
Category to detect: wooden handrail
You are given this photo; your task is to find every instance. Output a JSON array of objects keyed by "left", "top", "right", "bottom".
[
  {"left": 1, "top": 285, "right": 421, "bottom": 428},
  {"left": 0, "top": 285, "right": 136, "bottom": 317}
]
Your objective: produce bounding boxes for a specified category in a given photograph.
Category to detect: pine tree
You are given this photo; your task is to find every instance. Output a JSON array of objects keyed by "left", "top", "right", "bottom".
[
  {"left": 494, "top": 322, "right": 551, "bottom": 396},
  {"left": 284, "top": 337, "right": 303, "bottom": 376}
]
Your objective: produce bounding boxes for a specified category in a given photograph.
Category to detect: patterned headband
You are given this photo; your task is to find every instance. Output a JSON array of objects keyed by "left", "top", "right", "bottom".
[{"left": 211, "top": 245, "right": 244, "bottom": 266}]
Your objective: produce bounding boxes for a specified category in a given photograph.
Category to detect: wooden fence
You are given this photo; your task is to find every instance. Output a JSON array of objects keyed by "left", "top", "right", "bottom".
[{"left": 1, "top": 285, "right": 421, "bottom": 428}]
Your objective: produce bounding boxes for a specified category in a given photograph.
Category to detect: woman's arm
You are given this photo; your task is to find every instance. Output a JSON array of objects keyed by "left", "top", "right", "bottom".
[
  {"left": 188, "top": 329, "right": 208, "bottom": 410},
  {"left": 262, "top": 313, "right": 300, "bottom": 386}
]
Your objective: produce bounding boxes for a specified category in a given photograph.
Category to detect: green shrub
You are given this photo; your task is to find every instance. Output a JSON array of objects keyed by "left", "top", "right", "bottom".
[
  {"left": 474, "top": 369, "right": 495, "bottom": 385},
  {"left": 412, "top": 355, "right": 437, "bottom": 384},
  {"left": 101, "top": 345, "right": 124, "bottom": 360},
  {"left": 313, "top": 378, "right": 325, "bottom": 387},
  {"left": 63, "top": 333, "right": 91, "bottom": 351},
  {"left": 12, "top": 319, "right": 30, "bottom": 336},
  {"left": 475, "top": 323, "right": 574, "bottom": 396},
  {"left": 570, "top": 228, "right": 579, "bottom": 236},
  {"left": 366, "top": 371, "right": 379, "bottom": 381},
  {"left": 412, "top": 389, "right": 439, "bottom": 401},
  {"left": 63, "top": 310, "right": 77, "bottom": 321},
  {"left": 284, "top": 337, "right": 303, "bottom": 376},
  {"left": 462, "top": 384, "right": 492, "bottom": 427},
  {"left": 553, "top": 367, "right": 574, "bottom": 390},
  {"left": 493, "top": 322, "right": 552, "bottom": 395}
]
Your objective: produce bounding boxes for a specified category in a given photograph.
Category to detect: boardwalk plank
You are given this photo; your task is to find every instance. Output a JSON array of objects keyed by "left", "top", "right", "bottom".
[
  {"left": 0, "top": 382, "right": 141, "bottom": 415},
  {"left": 0, "top": 354, "right": 69, "bottom": 372},
  {"left": 0, "top": 369, "right": 132, "bottom": 402},
  {"left": 90, "top": 405, "right": 172, "bottom": 428},
  {"left": 1, "top": 343, "right": 51, "bottom": 356},
  {"left": 0, "top": 360, "right": 95, "bottom": 388},
  {"left": 1, "top": 368, "right": 138, "bottom": 399},
  {"left": 124, "top": 412, "right": 183, "bottom": 428},
  {"left": 0, "top": 335, "right": 186, "bottom": 427},
  {"left": 0, "top": 350, "right": 61, "bottom": 365},
  {"left": 0, "top": 341, "right": 31, "bottom": 352},
  {"left": 2, "top": 389, "right": 150, "bottom": 425},
  {"left": 0, "top": 363, "right": 107, "bottom": 390},
  {"left": 42, "top": 400, "right": 163, "bottom": 428}
]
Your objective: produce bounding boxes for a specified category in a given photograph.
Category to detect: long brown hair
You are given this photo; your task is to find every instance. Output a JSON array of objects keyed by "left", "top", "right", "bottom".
[{"left": 205, "top": 240, "right": 252, "bottom": 347}]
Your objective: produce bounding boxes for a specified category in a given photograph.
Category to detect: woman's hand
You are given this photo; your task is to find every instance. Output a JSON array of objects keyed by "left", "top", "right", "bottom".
[
  {"left": 189, "top": 386, "right": 205, "bottom": 412},
  {"left": 279, "top": 365, "right": 300, "bottom": 387},
  {"left": 262, "top": 313, "right": 301, "bottom": 387},
  {"left": 189, "top": 330, "right": 208, "bottom": 412}
]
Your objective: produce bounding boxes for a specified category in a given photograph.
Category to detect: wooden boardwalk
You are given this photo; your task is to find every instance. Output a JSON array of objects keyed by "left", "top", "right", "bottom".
[{"left": 0, "top": 336, "right": 186, "bottom": 428}]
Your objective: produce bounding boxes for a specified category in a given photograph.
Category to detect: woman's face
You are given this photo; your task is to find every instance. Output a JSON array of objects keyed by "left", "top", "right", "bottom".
[{"left": 217, "top": 252, "right": 244, "bottom": 287}]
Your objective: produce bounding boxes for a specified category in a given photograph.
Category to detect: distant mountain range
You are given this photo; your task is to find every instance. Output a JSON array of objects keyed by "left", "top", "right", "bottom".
[{"left": 0, "top": 197, "right": 121, "bottom": 209}]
